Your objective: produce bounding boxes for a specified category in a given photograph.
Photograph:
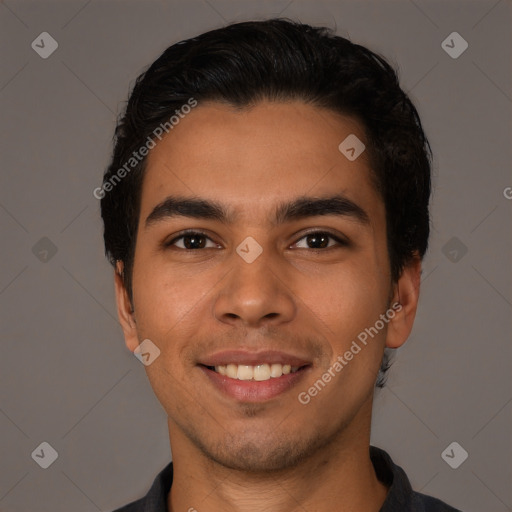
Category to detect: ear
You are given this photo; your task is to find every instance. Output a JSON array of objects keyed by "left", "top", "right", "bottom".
[
  {"left": 385, "top": 253, "right": 422, "bottom": 349},
  {"left": 114, "top": 261, "right": 139, "bottom": 353}
]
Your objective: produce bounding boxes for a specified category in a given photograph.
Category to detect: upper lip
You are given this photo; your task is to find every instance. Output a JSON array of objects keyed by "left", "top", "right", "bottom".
[{"left": 199, "top": 350, "right": 311, "bottom": 367}]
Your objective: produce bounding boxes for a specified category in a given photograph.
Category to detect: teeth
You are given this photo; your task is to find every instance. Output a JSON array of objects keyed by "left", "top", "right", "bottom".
[
  {"left": 254, "top": 364, "right": 270, "bottom": 381},
  {"left": 237, "top": 365, "right": 253, "bottom": 381},
  {"left": 213, "top": 363, "right": 301, "bottom": 381},
  {"left": 226, "top": 364, "right": 237, "bottom": 378},
  {"left": 270, "top": 363, "right": 283, "bottom": 378}
]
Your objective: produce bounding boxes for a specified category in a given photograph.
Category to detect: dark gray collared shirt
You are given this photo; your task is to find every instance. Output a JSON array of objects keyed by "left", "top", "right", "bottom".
[{"left": 112, "top": 446, "right": 462, "bottom": 511}]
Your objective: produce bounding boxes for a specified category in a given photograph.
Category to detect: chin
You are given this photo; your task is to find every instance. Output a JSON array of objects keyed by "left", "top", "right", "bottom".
[{"left": 193, "top": 428, "right": 328, "bottom": 474}]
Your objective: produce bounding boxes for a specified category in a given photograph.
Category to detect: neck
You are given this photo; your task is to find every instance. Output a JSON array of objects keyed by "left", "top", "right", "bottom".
[{"left": 167, "top": 402, "right": 388, "bottom": 512}]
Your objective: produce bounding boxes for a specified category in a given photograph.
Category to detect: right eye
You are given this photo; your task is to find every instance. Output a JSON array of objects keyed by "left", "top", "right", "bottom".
[{"left": 165, "top": 230, "right": 220, "bottom": 250}]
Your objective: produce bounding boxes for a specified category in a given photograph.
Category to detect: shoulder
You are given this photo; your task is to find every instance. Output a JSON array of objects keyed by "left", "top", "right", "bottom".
[
  {"left": 110, "top": 497, "right": 145, "bottom": 512},
  {"left": 109, "top": 460, "right": 173, "bottom": 512},
  {"left": 411, "top": 490, "right": 463, "bottom": 511},
  {"left": 370, "top": 446, "right": 463, "bottom": 512}
]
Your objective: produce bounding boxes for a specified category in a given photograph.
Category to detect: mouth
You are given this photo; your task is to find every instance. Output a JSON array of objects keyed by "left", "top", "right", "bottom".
[
  {"left": 197, "top": 351, "right": 312, "bottom": 402},
  {"left": 203, "top": 363, "right": 305, "bottom": 381}
]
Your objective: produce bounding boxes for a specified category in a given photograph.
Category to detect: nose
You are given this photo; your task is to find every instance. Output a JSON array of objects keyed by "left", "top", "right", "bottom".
[{"left": 213, "top": 247, "right": 296, "bottom": 329}]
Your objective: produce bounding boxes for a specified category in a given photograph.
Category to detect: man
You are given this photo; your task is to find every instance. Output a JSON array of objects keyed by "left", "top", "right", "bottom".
[{"left": 100, "top": 18, "right": 462, "bottom": 512}]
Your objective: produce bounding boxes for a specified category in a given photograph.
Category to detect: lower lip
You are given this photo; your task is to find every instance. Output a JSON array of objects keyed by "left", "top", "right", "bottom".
[{"left": 199, "top": 365, "right": 310, "bottom": 403}]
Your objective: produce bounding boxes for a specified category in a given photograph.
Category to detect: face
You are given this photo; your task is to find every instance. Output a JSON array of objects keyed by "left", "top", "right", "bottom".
[{"left": 116, "top": 101, "right": 419, "bottom": 472}]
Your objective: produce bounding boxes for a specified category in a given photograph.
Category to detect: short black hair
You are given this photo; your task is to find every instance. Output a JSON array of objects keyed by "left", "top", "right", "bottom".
[{"left": 100, "top": 18, "right": 432, "bottom": 387}]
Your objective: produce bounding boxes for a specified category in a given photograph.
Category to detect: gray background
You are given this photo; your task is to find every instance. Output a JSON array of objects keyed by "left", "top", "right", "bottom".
[{"left": 0, "top": 0, "right": 511, "bottom": 511}]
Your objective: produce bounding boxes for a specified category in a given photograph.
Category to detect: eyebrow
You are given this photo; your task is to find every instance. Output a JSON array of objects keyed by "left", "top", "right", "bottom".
[{"left": 144, "top": 194, "right": 370, "bottom": 228}]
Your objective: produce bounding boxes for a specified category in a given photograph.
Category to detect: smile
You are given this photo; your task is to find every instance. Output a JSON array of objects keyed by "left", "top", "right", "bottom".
[{"left": 208, "top": 363, "right": 302, "bottom": 381}]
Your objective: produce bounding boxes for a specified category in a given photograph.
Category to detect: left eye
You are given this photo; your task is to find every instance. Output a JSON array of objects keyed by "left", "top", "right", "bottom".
[{"left": 293, "top": 231, "right": 346, "bottom": 250}]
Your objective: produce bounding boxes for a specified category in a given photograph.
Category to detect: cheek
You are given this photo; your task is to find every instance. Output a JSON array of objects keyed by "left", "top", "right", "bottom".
[
  {"left": 130, "top": 255, "right": 195, "bottom": 343},
  {"left": 300, "top": 268, "right": 389, "bottom": 405},
  {"left": 300, "top": 262, "right": 389, "bottom": 339}
]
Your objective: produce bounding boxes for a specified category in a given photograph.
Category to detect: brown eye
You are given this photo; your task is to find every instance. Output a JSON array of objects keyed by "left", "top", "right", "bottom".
[
  {"left": 294, "top": 231, "right": 347, "bottom": 250},
  {"left": 166, "top": 231, "right": 218, "bottom": 250}
]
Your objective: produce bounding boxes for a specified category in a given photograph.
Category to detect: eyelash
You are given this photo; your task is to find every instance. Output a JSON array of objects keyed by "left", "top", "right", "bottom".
[{"left": 164, "top": 229, "right": 349, "bottom": 251}]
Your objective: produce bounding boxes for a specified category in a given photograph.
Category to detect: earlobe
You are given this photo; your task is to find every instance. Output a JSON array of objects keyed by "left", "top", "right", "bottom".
[
  {"left": 385, "top": 254, "right": 422, "bottom": 349},
  {"left": 114, "top": 261, "right": 139, "bottom": 352}
]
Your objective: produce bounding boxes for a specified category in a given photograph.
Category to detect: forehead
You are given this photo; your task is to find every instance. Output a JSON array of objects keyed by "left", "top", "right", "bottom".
[{"left": 140, "top": 100, "right": 382, "bottom": 224}]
